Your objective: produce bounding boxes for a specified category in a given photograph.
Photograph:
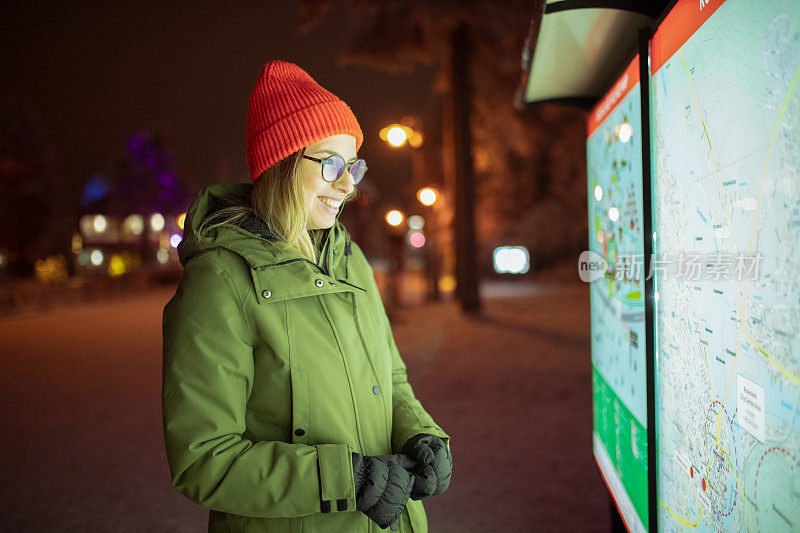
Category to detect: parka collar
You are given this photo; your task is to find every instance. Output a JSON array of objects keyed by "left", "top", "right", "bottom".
[{"left": 178, "top": 182, "right": 350, "bottom": 276}]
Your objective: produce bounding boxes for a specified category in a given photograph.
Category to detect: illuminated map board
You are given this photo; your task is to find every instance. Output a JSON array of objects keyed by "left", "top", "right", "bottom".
[
  {"left": 587, "top": 54, "right": 649, "bottom": 533},
  {"left": 650, "top": 0, "right": 800, "bottom": 530}
]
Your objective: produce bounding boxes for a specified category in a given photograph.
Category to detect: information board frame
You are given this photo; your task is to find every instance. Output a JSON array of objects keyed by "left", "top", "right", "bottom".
[{"left": 587, "top": 34, "right": 658, "bottom": 532}]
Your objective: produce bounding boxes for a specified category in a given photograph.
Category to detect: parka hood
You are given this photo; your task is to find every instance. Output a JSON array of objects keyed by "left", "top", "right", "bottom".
[{"left": 178, "top": 182, "right": 349, "bottom": 274}]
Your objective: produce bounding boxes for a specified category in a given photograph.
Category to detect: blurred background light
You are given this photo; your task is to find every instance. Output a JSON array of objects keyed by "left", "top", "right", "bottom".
[
  {"left": 594, "top": 185, "right": 603, "bottom": 201},
  {"left": 90, "top": 249, "right": 104, "bottom": 266},
  {"left": 177, "top": 213, "right": 186, "bottom": 230},
  {"left": 34, "top": 255, "right": 68, "bottom": 282},
  {"left": 92, "top": 215, "right": 107, "bottom": 233},
  {"left": 493, "top": 246, "right": 529, "bottom": 274},
  {"left": 169, "top": 233, "right": 182, "bottom": 248},
  {"left": 386, "top": 126, "right": 408, "bottom": 147},
  {"left": 417, "top": 188, "right": 438, "bottom": 206},
  {"left": 123, "top": 214, "right": 144, "bottom": 236},
  {"left": 608, "top": 206, "right": 619, "bottom": 222},
  {"left": 156, "top": 250, "right": 170, "bottom": 264},
  {"left": 409, "top": 232, "right": 426, "bottom": 248},
  {"left": 108, "top": 254, "right": 127, "bottom": 277},
  {"left": 79, "top": 215, "right": 93, "bottom": 237},
  {"left": 150, "top": 213, "right": 165, "bottom": 232},
  {"left": 386, "top": 210, "right": 404, "bottom": 226},
  {"left": 71, "top": 233, "right": 83, "bottom": 254},
  {"left": 439, "top": 275, "right": 456, "bottom": 292},
  {"left": 80, "top": 173, "right": 111, "bottom": 206},
  {"left": 408, "top": 215, "right": 425, "bottom": 230}
]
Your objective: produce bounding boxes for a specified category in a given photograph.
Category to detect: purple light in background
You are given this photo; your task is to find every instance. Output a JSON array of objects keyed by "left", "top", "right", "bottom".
[{"left": 118, "top": 129, "right": 189, "bottom": 214}]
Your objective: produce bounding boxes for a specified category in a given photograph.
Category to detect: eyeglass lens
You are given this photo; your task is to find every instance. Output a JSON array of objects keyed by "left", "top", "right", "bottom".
[{"left": 321, "top": 155, "right": 366, "bottom": 184}]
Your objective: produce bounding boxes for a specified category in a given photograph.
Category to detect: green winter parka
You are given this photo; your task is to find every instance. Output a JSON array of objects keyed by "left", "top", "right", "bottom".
[{"left": 162, "top": 183, "right": 449, "bottom": 533}]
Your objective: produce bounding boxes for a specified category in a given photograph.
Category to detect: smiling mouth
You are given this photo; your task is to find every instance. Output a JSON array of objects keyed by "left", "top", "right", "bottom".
[{"left": 319, "top": 196, "right": 342, "bottom": 209}]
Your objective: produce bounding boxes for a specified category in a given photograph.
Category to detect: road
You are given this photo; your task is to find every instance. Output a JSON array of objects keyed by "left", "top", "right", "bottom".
[{"left": 0, "top": 280, "right": 609, "bottom": 532}]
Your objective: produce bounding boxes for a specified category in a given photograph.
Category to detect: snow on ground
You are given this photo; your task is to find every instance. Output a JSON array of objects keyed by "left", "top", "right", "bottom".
[{"left": 0, "top": 279, "right": 608, "bottom": 532}]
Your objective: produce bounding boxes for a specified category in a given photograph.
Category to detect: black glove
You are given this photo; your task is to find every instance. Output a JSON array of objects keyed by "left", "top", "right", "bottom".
[
  {"left": 352, "top": 452, "right": 417, "bottom": 529},
  {"left": 402, "top": 434, "right": 452, "bottom": 500}
]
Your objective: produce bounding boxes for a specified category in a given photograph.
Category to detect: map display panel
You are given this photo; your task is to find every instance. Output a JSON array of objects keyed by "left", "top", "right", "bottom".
[
  {"left": 587, "top": 55, "right": 649, "bottom": 532},
  {"left": 650, "top": 0, "right": 800, "bottom": 530}
]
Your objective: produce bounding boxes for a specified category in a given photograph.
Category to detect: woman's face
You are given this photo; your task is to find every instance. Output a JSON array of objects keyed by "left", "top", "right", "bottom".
[{"left": 299, "top": 134, "right": 358, "bottom": 230}]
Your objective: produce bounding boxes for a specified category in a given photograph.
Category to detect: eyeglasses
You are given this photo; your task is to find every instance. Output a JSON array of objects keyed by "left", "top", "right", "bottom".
[{"left": 303, "top": 154, "right": 367, "bottom": 185}]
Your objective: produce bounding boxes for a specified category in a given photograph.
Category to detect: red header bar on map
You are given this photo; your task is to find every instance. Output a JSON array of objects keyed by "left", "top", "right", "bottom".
[
  {"left": 651, "top": 0, "right": 727, "bottom": 74},
  {"left": 587, "top": 55, "right": 639, "bottom": 137}
]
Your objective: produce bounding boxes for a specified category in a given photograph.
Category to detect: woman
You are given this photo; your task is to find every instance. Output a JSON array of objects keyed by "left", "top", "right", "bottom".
[{"left": 162, "top": 61, "right": 451, "bottom": 533}]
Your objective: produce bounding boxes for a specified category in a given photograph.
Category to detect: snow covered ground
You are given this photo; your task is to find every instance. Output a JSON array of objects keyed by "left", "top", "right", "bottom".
[{"left": 0, "top": 279, "right": 609, "bottom": 532}]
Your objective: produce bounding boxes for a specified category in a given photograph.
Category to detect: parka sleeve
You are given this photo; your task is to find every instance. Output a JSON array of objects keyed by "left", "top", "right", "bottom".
[{"left": 162, "top": 252, "right": 354, "bottom": 518}]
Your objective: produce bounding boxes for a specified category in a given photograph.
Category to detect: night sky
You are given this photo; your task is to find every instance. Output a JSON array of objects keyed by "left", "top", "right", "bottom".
[{"left": 1, "top": 0, "right": 440, "bottom": 207}]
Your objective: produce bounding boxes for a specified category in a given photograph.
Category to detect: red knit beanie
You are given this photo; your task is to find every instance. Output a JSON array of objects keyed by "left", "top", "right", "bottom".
[{"left": 246, "top": 61, "right": 364, "bottom": 183}]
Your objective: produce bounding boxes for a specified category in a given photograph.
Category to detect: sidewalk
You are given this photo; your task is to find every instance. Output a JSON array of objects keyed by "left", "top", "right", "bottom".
[{"left": 389, "top": 280, "right": 608, "bottom": 532}]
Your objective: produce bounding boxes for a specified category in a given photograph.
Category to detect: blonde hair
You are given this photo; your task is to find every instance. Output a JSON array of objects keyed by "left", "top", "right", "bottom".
[
  {"left": 198, "top": 148, "right": 356, "bottom": 263},
  {"left": 253, "top": 147, "right": 322, "bottom": 262}
]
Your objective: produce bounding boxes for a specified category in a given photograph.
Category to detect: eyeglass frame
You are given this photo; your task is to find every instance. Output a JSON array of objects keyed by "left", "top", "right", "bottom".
[{"left": 302, "top": 154, "right": 367, "bottom": 184}]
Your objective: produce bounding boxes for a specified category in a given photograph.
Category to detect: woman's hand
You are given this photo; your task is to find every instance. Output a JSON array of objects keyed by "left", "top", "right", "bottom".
[
  {"left": 401, "top": 434, "right": 452, "bottom": 500},
  {"left": 352, "top": 452, "right": 417, "bottom": 529}
]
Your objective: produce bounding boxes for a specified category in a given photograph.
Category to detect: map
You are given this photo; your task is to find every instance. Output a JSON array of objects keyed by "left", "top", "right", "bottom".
[
  {"left": 650, "top": 0, "right": 800, "bottom": 531},
  {"left": 587, "top": 55, "right": 649, "bottom": 532}
]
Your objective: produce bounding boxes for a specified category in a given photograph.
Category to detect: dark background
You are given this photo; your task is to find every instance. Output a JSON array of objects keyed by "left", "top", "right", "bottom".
[{"left": 1, "top": 0, "right": 435, "bottom": 202}]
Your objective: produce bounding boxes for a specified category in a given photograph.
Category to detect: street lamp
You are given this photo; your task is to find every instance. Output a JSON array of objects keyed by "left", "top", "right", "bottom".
[
  {"left": 381, "top": 118, "right": 444, "bottom": 302},
  {"left": 386, "top": 126, "right": 409, "bottom": 147},
  {"left": 379, "top": 123, "right": 423, "bottom": 149},
  {"left": 384, "top": 209, "right": 406, "bottom": 311},
  {"left": 417, "top": 187, "right": 438, "bottom": 206},
  {"left": 385, "top": 209, "right": 404, "bottom": 227},
  {"left": 379, "top": 118, "right": 424, "bottom": 189}
]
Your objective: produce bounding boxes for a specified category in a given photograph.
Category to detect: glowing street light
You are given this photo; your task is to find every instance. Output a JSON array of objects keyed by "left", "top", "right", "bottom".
[
  {"left": 417, "top": 187, "right": 438, "bottom": 206},
  {"left": 386, "top": 210, "right": 404, "bottom": 227},
  {"left": 92, "top": 215, "right": 107, "bottom": 233},
  {"left": 379, "top": 122, "right": 423, "bottom": 149},
  {"left": 387, "top": 127, "right": 408, "bottom": 147},
  {"left": 150, "top": 213, "right": 165, "bottom": 232}
]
